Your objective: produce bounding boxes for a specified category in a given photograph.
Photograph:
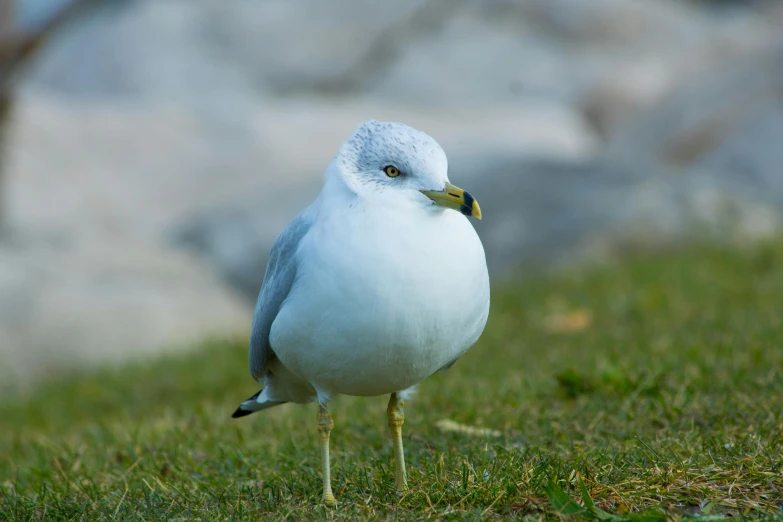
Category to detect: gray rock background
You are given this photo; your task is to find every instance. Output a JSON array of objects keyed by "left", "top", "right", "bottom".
[{"left": 1, "top": 0, "right": 782, "bottom": 388}]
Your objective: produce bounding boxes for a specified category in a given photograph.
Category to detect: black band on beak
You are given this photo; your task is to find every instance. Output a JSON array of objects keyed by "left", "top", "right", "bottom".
[{"left": 460, "top": 191, "right": 476, "bottom": 217}]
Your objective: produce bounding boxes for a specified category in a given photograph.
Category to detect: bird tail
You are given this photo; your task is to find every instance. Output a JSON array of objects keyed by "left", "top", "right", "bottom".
[{"left": 231, "top": 389, "right": 286, "bottom": 418}]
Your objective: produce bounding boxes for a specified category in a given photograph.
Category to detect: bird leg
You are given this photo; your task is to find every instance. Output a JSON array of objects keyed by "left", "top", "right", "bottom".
[
  {"left": 316, "top": 404, "right": 337, "bottom": 505},
  {"left": 386, "top": 393, "right": 408, "bottom": 491}
]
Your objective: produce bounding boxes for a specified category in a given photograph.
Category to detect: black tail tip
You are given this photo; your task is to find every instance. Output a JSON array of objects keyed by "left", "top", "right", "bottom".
[
  {"left": 231, "top": 407, "right": 253, "bottom": 419},
  {"left": 231, "top": 390, "right": 265, "bottom": 418}
]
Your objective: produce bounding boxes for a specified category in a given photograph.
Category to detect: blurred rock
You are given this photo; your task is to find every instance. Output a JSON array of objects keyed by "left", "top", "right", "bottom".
[
  {"left": 607, "top": 39, "right": 783, "bottom": 166},
  {"left": 569, "top": 0, "right": 777, "bottom": 134},
  {"left": 6, "top": 90, "right": 273, "bottom": 239},
  {"left": 22, "top": 0, "right": 428, "bottom": 102},
  {"left": 374, "top": 0, "right": 711, "bottom": 105},
  {"left": 602, "top": 35, "right": 783, "bottom": 234},
  {"left": 7, "top": 91, "right": 595, "bottom": 239},
  {"left": 19, "top": 0, "right": 778, "bottom": 122},
  {"left": 1, "top": 0, "right": 99, "bottom": 231},
  {"left": 0, "top": 234, "right": 249, "bottom": 390},
  {"left": 697, "top": 100, "right": 783, "bottom": 205},
  {"left": 457, "top": 155, "right": 783, "bottom": 275},
  {"left": 1, "top": 0, "right": 13, "bottom": 229}
]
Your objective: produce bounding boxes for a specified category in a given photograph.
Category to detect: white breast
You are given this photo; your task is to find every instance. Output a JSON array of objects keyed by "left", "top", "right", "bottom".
[{"left": 269, "top": 196, "right": 490, "bottom": 398}]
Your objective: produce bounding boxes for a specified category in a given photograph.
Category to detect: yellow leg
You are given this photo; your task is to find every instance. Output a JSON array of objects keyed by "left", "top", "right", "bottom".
[
  {"left": 317, "top": 404, "right": 337, "bottom": 506},
  {"left": 387, "top": 393, "right": 408, "bottom": 491}
]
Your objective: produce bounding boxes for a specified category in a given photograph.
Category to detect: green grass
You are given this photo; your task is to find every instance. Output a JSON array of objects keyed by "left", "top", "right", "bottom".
[{"left": 2, "top": 242, "right": 783, "bottom": 520}]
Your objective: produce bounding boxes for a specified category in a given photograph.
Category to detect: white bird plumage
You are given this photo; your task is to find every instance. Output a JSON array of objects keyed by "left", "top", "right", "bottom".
[{"left": 232, "top": 120, "right": 490, "bottom": 504}]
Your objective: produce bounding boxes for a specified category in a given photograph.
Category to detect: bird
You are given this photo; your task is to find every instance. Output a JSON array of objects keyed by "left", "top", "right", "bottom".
[{"left": 231, "top": 120, "right": 490, "bottom": 505}]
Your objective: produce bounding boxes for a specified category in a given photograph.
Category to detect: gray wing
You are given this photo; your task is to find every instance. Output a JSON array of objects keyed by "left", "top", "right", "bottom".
[{"left": 249, "top": 207, "right": 313, "bottom": 381}]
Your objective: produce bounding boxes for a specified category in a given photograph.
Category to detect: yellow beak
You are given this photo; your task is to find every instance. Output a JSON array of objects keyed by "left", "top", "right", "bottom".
[{"left": 420, "top": 182, "right": 482, "bottom": 220}]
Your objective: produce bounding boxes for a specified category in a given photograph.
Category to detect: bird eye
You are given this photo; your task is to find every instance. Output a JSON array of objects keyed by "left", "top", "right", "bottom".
[{"left": 384, "top": 165, "right": 400, "bottom": 178}]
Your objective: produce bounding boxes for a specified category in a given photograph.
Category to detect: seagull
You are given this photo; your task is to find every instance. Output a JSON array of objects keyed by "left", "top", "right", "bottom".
[{"left": 231, "top": 120, "right": 490, "bottom": 505}]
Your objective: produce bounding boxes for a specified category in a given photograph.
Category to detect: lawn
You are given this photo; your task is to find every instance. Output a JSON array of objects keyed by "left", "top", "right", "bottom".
[{"left": 1, "top": 242, "right": 782, "bottom": 520}]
